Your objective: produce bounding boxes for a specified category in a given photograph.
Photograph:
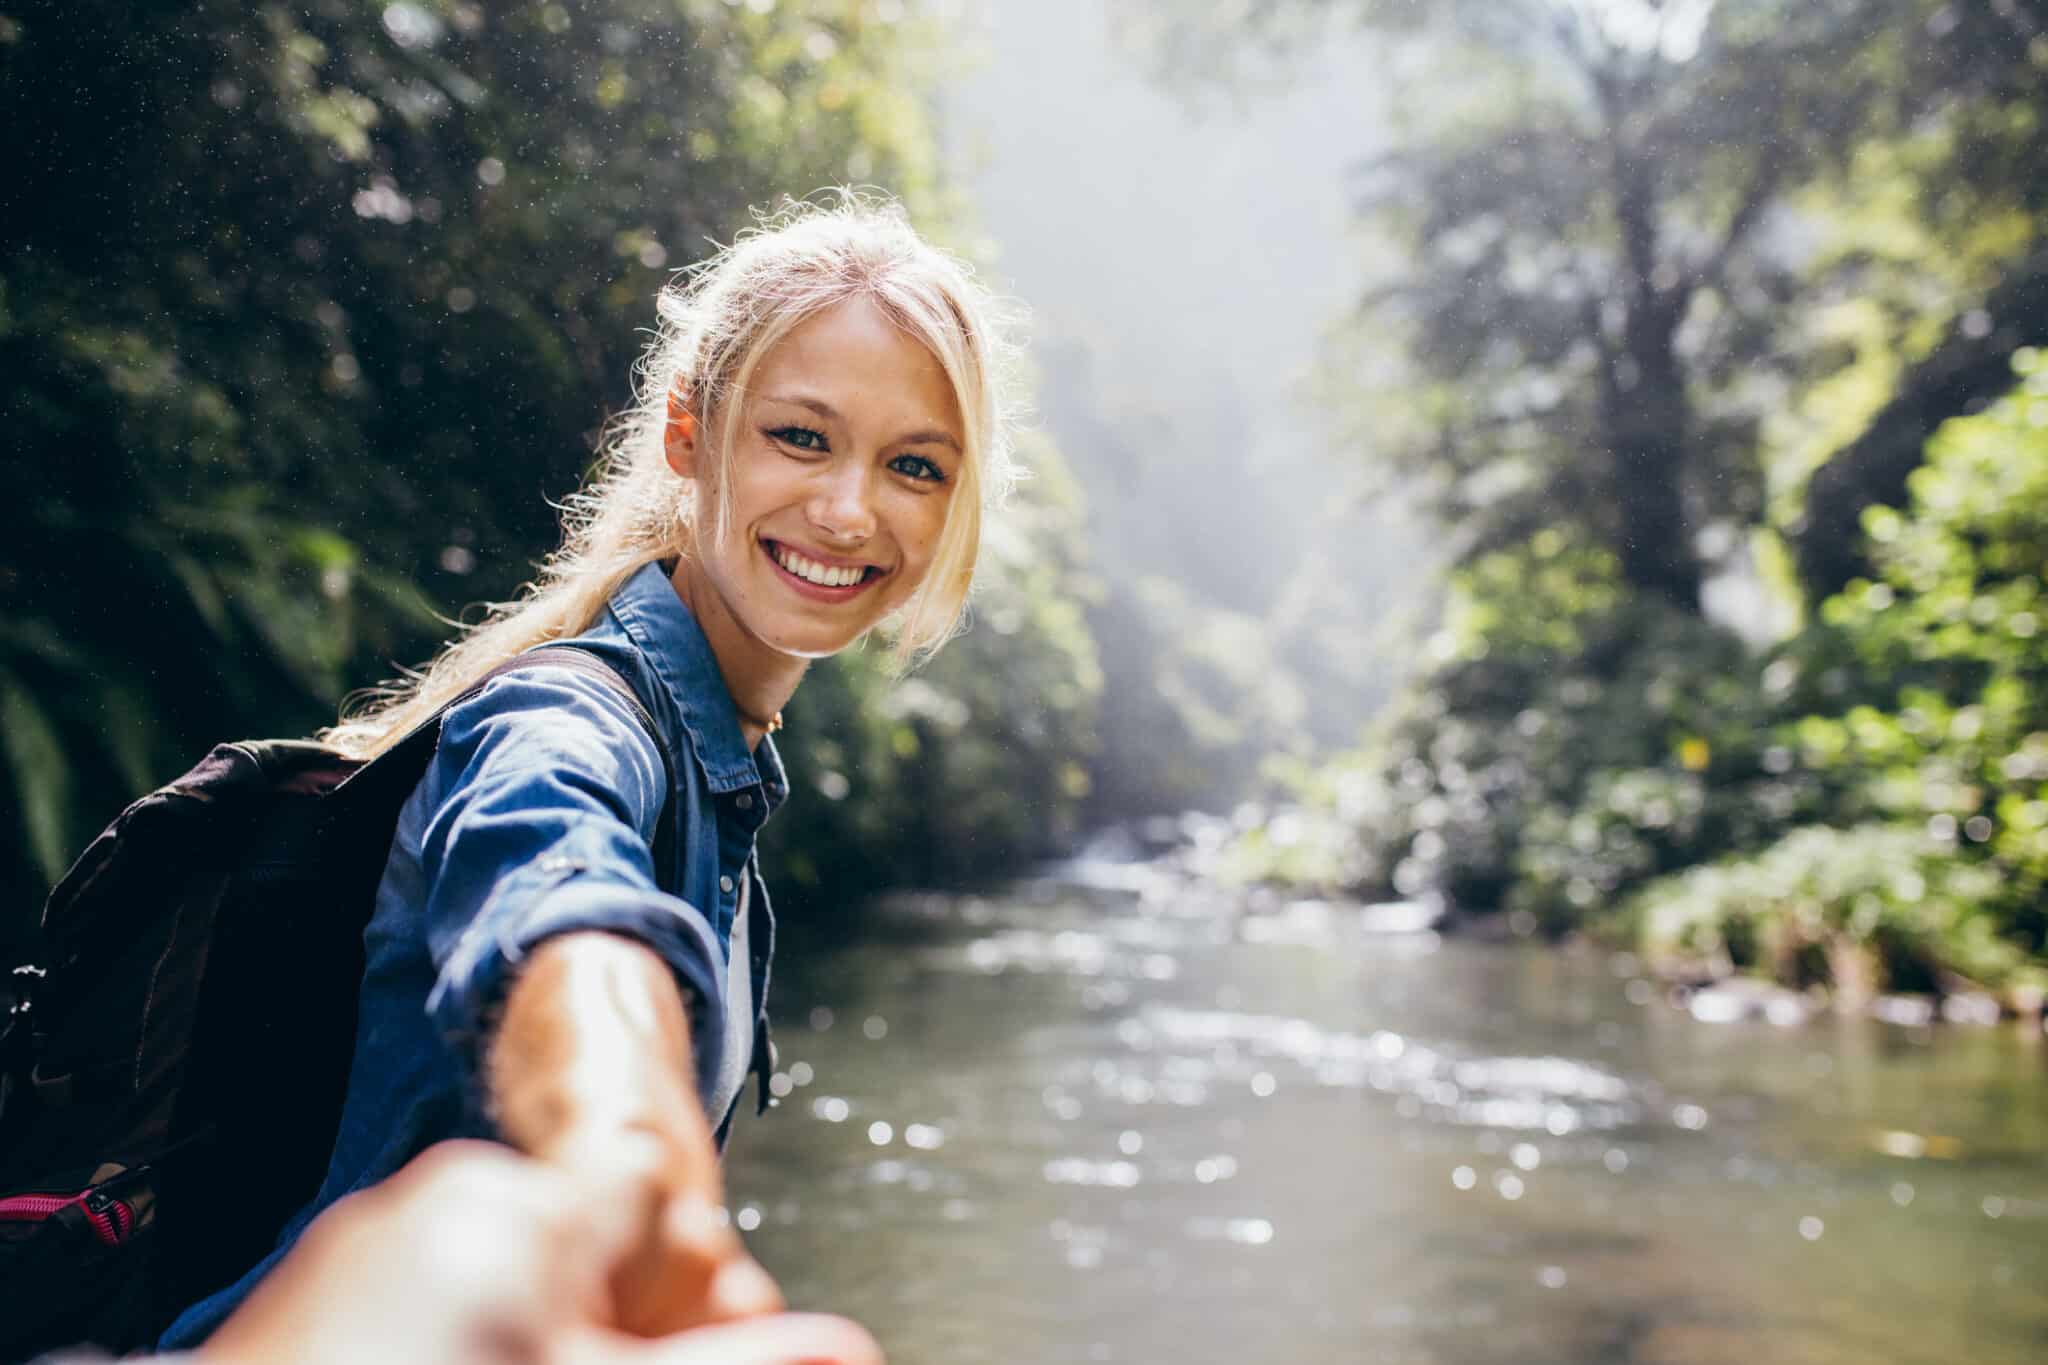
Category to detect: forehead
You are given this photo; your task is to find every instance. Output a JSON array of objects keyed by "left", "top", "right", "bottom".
[{"left": 749, "top": 296, "right": 963, "bottom": 438}]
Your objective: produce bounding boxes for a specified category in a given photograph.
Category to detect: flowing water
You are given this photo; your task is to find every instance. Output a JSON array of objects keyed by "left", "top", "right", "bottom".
[{"left": 724, "top": 856, "right": 2048, "bottom": 1364}]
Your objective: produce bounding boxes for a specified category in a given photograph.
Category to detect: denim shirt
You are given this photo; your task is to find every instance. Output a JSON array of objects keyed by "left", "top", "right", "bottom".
[{"left": 160, "top": 561, "right": 784, "bottom": 1348}]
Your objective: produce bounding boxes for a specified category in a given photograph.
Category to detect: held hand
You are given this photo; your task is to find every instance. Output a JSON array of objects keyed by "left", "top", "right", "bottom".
[
  {"left": 201, "top": 1141, "right": 868, "bottom": 1365},
  {"left": 566, "top": 1314, "right": 884, "bottom": 1365},
  {"left": 609, "top": 1185, "right": 785, "bottom": 1336},
  {"left": 545, "top": 1123, "right": 785, "bottom": 1336},
  {"left": 491, "top": 934, "right": 785, "bottom": 1336},
  {"left": 199, "top": 1141, "right": 632, "bottom": 1365}
]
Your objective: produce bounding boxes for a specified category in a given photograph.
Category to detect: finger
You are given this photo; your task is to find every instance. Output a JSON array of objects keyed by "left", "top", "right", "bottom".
[
  {"left": 629, "top": 1313, "right": 884, "bottom": 1365},
  {"left": 539, "top": 1130, "right": 675, "bottom": 1251},
  {"left": 706, "top": 1254, "right": 785, "bottom": 1320},
  {"left": 663, "top": 1193, "right": 733, "bottom": 1258},
  {"left": 712, "top": 1252, "right": 790, "bottom": 1317},
  {"left": 558, "top": 1157, "right": 670, "bottom": 1276},
  {"left": 608, "top": 1202, "right": 723, "bottom": 1336},
  {"left": 397, "top": 1143, "right": 633, "bottom": 1330}
]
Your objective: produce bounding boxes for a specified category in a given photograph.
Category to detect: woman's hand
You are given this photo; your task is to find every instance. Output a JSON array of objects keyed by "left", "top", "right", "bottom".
[
  {"left": 541, "top": 1120, "right": 785, "bottom": 1336},
  {"left": 490, "top": 931, "right": 784, "bottom": 1335},
  {"left": 199, "top": 1141, "right": 875, "bottom": 1365}
]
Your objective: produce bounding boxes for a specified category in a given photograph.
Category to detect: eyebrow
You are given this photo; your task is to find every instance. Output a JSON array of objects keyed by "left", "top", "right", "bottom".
[{"left": 765, "top": 393, "right": 963, "bottom": 453}]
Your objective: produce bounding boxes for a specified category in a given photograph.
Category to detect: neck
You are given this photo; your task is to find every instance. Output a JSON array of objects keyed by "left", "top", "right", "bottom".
[
  {"left": 733, "top": 699, "right": 787, "bottom": 750},
  {"left": 667, "top": 560, "right": 807, "bottom": 752}
]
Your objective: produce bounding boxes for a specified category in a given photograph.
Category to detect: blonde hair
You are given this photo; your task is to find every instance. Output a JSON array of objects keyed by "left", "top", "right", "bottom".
[{"left": 322, "top": 192, "right": 1020, "bottom": 760}]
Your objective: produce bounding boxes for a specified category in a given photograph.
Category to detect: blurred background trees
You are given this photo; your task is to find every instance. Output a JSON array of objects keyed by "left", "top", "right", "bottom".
[
  {"left": 8, "top": 0, "right": 2048, "bottom": 1005},
  {"left": 0, "top": 0, "right": 1100, "bottom": 928},
  {"left": 1129, "top": 0, "right": 2048, "bottom": 1002}
]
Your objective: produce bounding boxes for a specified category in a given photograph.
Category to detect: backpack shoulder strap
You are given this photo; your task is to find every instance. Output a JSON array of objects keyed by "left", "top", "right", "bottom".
[
  {"left": 341, "top": 645, "right": 678, "bottom": 882},
  {"left": 473, "top": 647, "right": 667, "bottom": 761}
]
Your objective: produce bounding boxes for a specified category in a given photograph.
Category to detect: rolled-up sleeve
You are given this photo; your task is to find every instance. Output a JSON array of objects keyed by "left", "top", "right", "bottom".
[{"left": 416, "top": 666, "right": 727, "bottom": 1105}]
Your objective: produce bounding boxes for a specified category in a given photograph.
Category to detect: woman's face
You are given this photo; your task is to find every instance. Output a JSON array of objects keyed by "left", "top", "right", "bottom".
[{"left": 671, "top": 296, "right": 966, "bottom": 663}]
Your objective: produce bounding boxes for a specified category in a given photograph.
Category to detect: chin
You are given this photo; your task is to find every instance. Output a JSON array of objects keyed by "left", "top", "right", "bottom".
[
  {"left": 774, "top": 639, "right": 856, "bottom": 661},
  {"left": 757, "top": 621, "right": 873, "bottom": 661}
]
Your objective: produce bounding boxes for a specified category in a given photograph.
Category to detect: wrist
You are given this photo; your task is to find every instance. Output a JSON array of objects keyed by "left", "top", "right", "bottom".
[
  {"left": 487, "top": 932, "right": 703, "bottom": 1156},
  {"left": 539, "top": 1108, "right": 723, "bottom": 1201}
]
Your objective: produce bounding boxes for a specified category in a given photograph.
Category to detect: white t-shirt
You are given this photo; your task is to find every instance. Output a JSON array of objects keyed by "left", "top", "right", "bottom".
[{"left": 706, "top": 876, "right": 754, "bottom": 1128}]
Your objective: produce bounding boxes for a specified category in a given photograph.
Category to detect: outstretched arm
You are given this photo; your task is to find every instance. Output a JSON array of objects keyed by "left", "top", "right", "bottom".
[
  {"left": 403, "top": 666, "right": 776, "bottom": 1334},
  {"left": 490, "top": 931, "right": 780, "bottom": 1336}
]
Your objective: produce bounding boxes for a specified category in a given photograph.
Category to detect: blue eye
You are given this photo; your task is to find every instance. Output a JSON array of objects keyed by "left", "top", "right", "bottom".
[
  {"left": 770, "top": 425, "right": 829, "bottom": 452},
  {"left": 891, "top": 452, "right": 947, "bottom": 483}
]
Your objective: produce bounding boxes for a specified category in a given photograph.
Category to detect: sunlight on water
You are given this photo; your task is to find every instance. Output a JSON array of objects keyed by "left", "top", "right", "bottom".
[
  {"left": 726, "top": 865, "right": 2048, "bottom": 1365},
  {"left": 1127, "top": 1006, "right": 1643, "bottom": 1134}
]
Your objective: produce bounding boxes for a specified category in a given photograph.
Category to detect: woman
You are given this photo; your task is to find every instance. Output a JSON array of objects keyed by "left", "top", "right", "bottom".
[{"left": 158, "top": 194, "right": 1020, "bottom": 1347}]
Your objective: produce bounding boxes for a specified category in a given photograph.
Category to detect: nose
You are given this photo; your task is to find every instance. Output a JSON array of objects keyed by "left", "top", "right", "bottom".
[{"left": 806, "top": 459, "right": 877, "bottom": 546}]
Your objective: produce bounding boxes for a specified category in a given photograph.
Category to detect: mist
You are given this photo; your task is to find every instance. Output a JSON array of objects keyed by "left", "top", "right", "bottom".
[{"left": 945, "top": 0, "right": 1424, "bottom": 812}]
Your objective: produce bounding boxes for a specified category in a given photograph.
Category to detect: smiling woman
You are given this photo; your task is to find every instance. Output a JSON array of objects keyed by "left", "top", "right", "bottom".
[
  {"left": 668, "top": 294, "right": 968, "bottom": 681},
  {"left": 150, "top": 194, "right": 1025, "bottom": 1350}
]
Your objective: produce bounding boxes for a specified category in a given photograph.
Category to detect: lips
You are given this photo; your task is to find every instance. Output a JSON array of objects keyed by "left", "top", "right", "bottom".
[{"left": 761, "top": 538, "right": 885, "bottom": 602}]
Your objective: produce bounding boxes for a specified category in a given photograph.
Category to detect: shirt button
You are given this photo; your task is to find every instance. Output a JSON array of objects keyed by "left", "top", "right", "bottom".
[
  {"left": 735, "top": 793, "right": 753, "bottom": 810},
  {"left": 719, "top": 875, "right": 735, "bottom": 894}
]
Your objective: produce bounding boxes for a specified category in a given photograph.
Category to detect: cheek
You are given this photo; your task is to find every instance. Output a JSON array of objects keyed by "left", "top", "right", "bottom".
[
  {"left": 726, "top": 439, "right": 801, "bottom": 510},
  {"left": 892, "top": 505, "right": 954, "bottom": 601},
  {"left": 894, "top": 499, "right": 952, "bottom": 581},
  {"left": 911, "top": 490, "right": 955, "bottom": 552}
]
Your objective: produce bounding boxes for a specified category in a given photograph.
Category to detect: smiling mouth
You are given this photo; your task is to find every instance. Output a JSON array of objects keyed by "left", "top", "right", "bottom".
[{"left": 762, "top": 539, "right": 885, "bottom": 596}]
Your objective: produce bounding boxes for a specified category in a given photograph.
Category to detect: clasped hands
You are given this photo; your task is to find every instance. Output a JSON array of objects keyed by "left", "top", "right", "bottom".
[
  {"left": 199, "top": 1138, "right": 878, "bottom": 1365},
  {"left": 203, "top": 933, "right": 874, "bottom": 1365}
]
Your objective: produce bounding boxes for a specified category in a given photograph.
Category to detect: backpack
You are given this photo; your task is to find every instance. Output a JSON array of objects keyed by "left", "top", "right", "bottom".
[{"left": 0, "top": 646, "right": 671, "bottom": 1361}]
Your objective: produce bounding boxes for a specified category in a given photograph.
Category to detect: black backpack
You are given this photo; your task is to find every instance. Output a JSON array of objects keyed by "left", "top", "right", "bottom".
[{"left": 0, "top": 646, "right": 670, "bottom": 1361}]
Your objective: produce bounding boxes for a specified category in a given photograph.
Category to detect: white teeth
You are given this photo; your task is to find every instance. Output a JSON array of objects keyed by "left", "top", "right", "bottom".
[{"left": 774, "top": 544, "right": 864, "bottom": 588}]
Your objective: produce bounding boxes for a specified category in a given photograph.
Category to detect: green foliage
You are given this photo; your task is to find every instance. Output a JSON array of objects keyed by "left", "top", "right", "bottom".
[
  {"left": 1143, "top": 0, "right": 2048, "bottom": 996},
  {"left": 1508, "top": 372, "right": 2048, "bottom": 988},
  {"left": 1254, "top": 368, "right": 2048, "bottom": 996},
  {"left": 1127, "top": 0, "right": 1985, "bottom": 610},
  {"left": 1626, "top": 823, "right": 2024, "bottom": 995},
  {"left": 1265, "top": 535, "right": 1801, "bottom": 918},
  {"left": 1132, "top": 1, "right": 2048, "bottom": 606},
  {"left": 0, "top": 1, "right": 1097, "bottom": 926}
]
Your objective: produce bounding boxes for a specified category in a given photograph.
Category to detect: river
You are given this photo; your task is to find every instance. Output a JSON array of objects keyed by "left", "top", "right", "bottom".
[{"left": 724, "top": 854, "right": 2048, "bottom": 1364}]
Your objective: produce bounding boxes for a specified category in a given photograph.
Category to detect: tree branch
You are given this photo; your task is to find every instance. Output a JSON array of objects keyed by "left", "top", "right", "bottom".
[
  {"left": 1794, "top": 247, "right": 2048, "bottom": 601},
  {"left": 1686, "top": 150, "right": 1782, "bottom": 295}
]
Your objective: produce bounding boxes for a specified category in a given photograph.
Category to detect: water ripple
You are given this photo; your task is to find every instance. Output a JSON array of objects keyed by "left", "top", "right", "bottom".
[{"left": 1123, "top": 1006, "right": 1645, "bottom": 1133}]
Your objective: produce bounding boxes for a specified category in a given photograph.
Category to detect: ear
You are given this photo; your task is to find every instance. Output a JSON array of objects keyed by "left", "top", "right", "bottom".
[{"left": 664, "top": 386, "right": 700, "bottom": 480}]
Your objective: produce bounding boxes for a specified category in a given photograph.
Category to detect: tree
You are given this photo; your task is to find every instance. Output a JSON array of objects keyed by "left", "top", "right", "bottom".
[
  {"left": 0, "top": 1, "right": 1099, "bottom": 923},
  {"left": 1791, "top": 0, "right": 2048, "bottom": 598},
  {"left": 1796, "top": 252, "right": 2048, "bottom": 598},
  {"left": 1122, "top": 0, "right": 2048, "bottom": 935},
  {"left": 1123, "top": 0, "right": 2048, "bottom": 615},
  {"left": 1124, "top": 0, "right": 1916, "bottom": 612},
  {"left": 1636, "top": 371, "right": 2048, "bottom": 992}
]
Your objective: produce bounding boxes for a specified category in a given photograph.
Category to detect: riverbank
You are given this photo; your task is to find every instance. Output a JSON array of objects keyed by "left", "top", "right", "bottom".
[{"left": 1084, "top": 810, "right": 2048, "bottom": 1041}]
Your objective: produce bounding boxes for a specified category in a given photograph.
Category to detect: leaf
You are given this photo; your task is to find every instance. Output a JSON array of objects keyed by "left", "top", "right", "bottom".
[
  {"left": 0, "top": 669, "right": 77, "bottom": 886},
  {"left": 96, "top": 681, "right": 168, "bottom": 796}
]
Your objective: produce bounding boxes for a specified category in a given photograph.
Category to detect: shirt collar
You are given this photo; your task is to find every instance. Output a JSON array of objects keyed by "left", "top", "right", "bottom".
[{"left": 607, "top": 560, "right": 787, "bottom": 810}]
